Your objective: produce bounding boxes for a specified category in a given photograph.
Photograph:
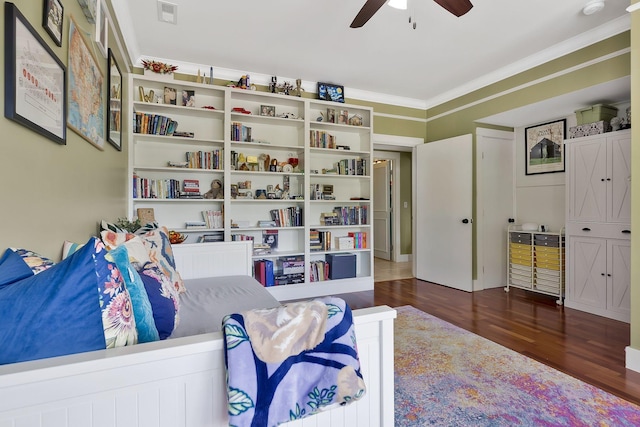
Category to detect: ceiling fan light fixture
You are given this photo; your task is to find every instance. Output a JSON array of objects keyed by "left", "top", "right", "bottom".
[
  {"left": 388, "top": 0, "right": 407, "bottom": 10},
  {"left": 582, "top": 0, "right": 605, "bottom": 15}
]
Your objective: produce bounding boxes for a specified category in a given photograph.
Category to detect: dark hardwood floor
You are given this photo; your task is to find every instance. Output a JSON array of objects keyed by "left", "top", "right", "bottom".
[{"left": 339, "top": 278, "right": 640, "bottom": 406}]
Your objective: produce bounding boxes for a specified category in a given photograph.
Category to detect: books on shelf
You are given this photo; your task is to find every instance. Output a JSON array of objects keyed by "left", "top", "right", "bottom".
[
  {"left": 231, "top": 122, "right": 252, "bottom": 142},
  {"left": 309, "top": 260, "right": 330, "bottom": 282},
  {"left": 334, "top": 158, "right": 367, "bottom": 176},
  {"left": 309, "top": 130, "right": 336, "bottom": 148},
  {"left": 183, "top": 179, "right": 200, "bottom": 193},
  {"left": 254, "top": 259, "right": 275, "bottom": 287},
  {"left": 202, "top": 210, "right": 223, "bottom": 229},
  {"left": 269, "top": 207, "right": 303, "bottom": 227},
  {"left": 348, "top": 232, "right": 367, "bottom": 249},
  {"left": 310, "top": 229, "right": 331, "bottom": 251},
  {"left": 197, "top": 232, "right": 224, "bottom": 243},
  {"left": 186, "top": 150, "right": 223, "bottom": 170},
  {"left": 133, "top": 112, "right": 178, "bottom": 135},
  {"left": 185, "top": 221, "right": 207, "bottom": 229},
  {"left": 333, "top": 206, "right": 368, "bottom": 225}
]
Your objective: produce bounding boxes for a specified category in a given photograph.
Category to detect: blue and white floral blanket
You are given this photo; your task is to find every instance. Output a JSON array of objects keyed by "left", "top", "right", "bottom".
[{"left": 222, "top": 297, "right": 366, "bottom": 427}]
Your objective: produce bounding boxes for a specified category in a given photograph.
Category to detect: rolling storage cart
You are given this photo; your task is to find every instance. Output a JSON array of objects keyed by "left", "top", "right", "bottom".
[{"left": 505, "top": 224, "right": 565, "bottom": 304}]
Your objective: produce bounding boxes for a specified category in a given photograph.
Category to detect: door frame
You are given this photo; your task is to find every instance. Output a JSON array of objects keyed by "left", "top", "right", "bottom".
[
  {"left": 373, "top": 133, "right": 422, "bottom": 263},
  {"left": 475, "top": 128, "right": 515, "bottom": 291}
]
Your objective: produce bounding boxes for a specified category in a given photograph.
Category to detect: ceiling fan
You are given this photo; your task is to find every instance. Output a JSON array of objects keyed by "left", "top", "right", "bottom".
[{"left": 350, "top": 0, "right": 473, "bottom": 28}]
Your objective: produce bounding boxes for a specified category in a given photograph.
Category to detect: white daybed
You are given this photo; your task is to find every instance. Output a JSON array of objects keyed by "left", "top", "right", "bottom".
[{"left": 0, "top": 241, "right": 396, "bottom": 427}]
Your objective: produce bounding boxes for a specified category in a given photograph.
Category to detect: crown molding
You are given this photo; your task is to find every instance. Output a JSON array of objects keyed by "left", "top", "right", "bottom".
[{"left": 424, "top": 14, "right": 631, "bottom": 109}]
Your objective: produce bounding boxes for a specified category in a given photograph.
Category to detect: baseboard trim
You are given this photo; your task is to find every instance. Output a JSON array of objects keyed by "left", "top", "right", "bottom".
[
  {"left": 626, "top": 346, "right": 640, "bottom": 373},
  {"left": 396, "top": 254, "right": 410, "bottom": 263}
]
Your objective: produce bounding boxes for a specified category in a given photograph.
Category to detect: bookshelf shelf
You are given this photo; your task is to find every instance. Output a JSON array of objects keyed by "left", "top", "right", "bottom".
[{"left": 128, "top": 73, "right": 373, "bottom": 299}]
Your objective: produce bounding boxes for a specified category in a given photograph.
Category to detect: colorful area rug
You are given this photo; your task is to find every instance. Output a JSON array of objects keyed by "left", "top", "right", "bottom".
[{"left": 394, "top": 305, "right": 640, "bottom": 426}]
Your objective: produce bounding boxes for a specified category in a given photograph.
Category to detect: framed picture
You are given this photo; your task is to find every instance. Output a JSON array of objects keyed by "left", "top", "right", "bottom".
[
  {"left": 42, "top": 0, "right": 63, "bottom": 47},
  {"left": 107, "top": 48, "right": 122, "bottom": 150},
  {"left": 76, "top": 0, "right": 96, "bottom": 23},
  {"left": 317, "top": 82, "right": 345, "bottom": 103},
  {"left": 164, "top": 86, "right": 177, "bottom": 105},
  {"left": 182, "top": 89, "right": 195, "bottom": 107},
  {"left": 5, "top": 3, "right": 66, "bottom": 145},
  {"left": 67, "top": 15, "right": 104, "bottom": 150},
  {"left": 260, "top": 105, "right": 275, "bottom": 117},
  {"left": 525, "top": 119, "right": 566, "bottom": 175},
  {"left": 94, "top": 0, "right": 108, "bottom": 57}
]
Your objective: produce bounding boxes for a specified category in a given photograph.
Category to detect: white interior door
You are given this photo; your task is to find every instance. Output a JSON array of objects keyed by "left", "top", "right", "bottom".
[
  {"left": 477, "top": 129, "right": 514, "bottom": 289},
  {"left": 414, "top": 135, "right": 473, "bottom": 291},
  {"left": 373, "top": 160, "right": 392, "bottom": 260}
]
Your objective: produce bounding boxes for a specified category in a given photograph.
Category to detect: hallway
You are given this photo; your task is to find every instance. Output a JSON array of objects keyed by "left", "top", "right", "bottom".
[{"left": 373, "top": 257, "right": 412, "bottom": 282}]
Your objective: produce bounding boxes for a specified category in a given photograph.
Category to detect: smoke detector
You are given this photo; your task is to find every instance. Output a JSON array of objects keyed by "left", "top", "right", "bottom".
[
  {"left": 157, "top": 1, "right": 178, "bottom": 24},
  {"left": 582, "top": 0, "right": 605, "bottom": 15}
]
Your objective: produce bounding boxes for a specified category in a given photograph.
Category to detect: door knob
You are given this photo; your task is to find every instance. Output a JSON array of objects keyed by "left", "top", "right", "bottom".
[{"left": 462, "top": 218, "right": 471, "bottom": 224}]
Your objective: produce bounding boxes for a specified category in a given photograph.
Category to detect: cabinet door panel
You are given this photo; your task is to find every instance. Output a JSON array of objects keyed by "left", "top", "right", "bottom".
[
  {"left": 607, "top": 134, "right": 631, "bottom": 223},
  {"left": 567, "top": 140, "right": 607, "bottom": 222},
  {"left": 567, "top": 236, "right": 606, "bottom": 308},
  {"left": 607, "top": 239, "right": 631, "bottom": 317}
]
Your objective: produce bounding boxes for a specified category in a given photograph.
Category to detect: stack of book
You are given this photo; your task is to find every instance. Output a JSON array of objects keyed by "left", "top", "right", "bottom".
[
  {"left": 274, "top": 256, "right": 305, "bottom": 285},
  {"left": 310, "top": 229, "right": 331, "bottom": 251},
  {"left": 185, "top": 221, "right": 207, "bottom": 229},
  {"left": 181, "top": 179, "right": 201, "bottom": 198},
  {"left": 197, "top": 233, "right": 224, "bottom": 243},
  {"left": 348, "top": 231, "right": 368, "bottom": 249}
]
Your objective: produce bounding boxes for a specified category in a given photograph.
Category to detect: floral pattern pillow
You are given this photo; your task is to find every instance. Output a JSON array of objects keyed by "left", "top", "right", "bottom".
[
  {"left": 138, "top": 227, "right": 186, "bottom": 294},
  {"left": 138, "top": 261, "right": 180, "bottom": 339},
  {"left": 93, "top": 238, "right": 138, "bottom": 348},
  {"left": 9, "top": 248, "right": 55, "bottom": 274}
]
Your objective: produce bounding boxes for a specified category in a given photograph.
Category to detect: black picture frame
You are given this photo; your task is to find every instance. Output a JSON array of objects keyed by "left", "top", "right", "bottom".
[
  {"left": 107, "top": 48, "right": 122, "bottom": 150},
  {"left": 525, "top": 119, "right": 566, "bottom": 175},
  {"left": 42, "top": 0, "right": 63, "bottom": 47},
  {"left": 5, "top": 2, "right": 66, "bottom": 145},
  {"left": 317, "top": 82, "right": 345, "bottom": 103}
]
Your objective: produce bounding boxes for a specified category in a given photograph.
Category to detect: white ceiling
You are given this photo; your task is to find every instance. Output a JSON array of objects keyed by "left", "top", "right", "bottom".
[{"left": 110, "top": 0, "right": 632, "bottom": 122}]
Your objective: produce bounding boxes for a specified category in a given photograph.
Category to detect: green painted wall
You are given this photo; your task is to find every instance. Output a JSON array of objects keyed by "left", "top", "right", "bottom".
[{"left": 0, "top": 0, "right": 129, "bottom": 259}]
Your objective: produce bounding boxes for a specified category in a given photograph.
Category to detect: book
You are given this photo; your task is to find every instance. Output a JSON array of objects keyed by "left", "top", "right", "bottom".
[{"left": 262, "top": 229, "right": 278, "bottom": 249}]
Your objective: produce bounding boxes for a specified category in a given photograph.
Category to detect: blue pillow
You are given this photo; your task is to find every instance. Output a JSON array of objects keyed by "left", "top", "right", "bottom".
[
  {"left": 0, "top": 249, "right": 34, "bottom": 289},
  {"left": 109, "top": 245, "right": 159, "bottom": 343},
  {"left": 0, "top": 238, "right": 106, "bottom": 365},
  {"left": 138, "top": 262, "right": 177, "bottom": 339}
]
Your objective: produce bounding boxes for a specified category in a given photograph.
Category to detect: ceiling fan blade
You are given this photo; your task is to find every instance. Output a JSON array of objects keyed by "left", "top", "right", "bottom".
[
  {"left": 350, "top": 0, "right": 388, "bottom": 28},
  {"left": 433, "top": 0, "right": 473, "bottom": 17}
]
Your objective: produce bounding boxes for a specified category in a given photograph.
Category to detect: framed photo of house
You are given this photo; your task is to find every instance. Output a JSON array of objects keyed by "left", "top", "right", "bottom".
[
  {"left": 67, "top": 15, "right": 104, "bottom": 150},
  {"left": 525, "top": 119, "right": 566, "bottom": 175},
  {"left": 5, "top": 2, "right": 66, "bottom": 145},
  {"left": 107, "top": 48, "right": 122, "bottom": 150},
  {"left": 42, "top": 0, "right": 64, "bottom": 47}
]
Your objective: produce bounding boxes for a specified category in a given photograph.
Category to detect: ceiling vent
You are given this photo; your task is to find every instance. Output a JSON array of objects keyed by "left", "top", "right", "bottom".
[{"left": 157, "top": 1, "right": 178, "bottom": 24}]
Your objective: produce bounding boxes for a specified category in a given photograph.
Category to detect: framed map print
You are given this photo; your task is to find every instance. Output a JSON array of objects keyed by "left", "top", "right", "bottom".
[
  {"left": 5, "top": 2, "right": 66, "bottom": 145},
  {"left": 525, "top": 119, "right": 566, "bottom": 175},
  {"left": 67, "top": 14, "right": 104, "bottom": 150}
]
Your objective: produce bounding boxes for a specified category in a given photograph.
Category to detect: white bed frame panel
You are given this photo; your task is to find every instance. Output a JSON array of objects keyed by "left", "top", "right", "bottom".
[{"left": 0, "top": 241, "right": 396, "bottom": 427}]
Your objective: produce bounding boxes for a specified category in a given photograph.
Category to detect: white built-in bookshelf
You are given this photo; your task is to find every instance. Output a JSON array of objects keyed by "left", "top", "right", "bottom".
[{"left": 127, "top": 73, "right": 374, "bottom": 300}]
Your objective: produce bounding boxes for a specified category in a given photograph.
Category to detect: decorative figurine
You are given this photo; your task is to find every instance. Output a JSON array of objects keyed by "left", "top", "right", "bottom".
[
  {"left": 292, "top": 79, "right": 305, "bottom": 97},
  {"left": 269, "top": 76, "right": 277, "bottom": 93}
]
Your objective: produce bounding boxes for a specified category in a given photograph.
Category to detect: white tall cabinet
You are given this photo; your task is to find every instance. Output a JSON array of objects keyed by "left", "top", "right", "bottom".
[
  {"left": 127, "top": 73, "right": 374, "bottom": 301},
  {"left": 564, "top": 129, "right": 631, "bottom": 322}
]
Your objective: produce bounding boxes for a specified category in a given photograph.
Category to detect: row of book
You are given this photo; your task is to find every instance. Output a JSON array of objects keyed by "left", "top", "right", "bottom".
[
  {"left": 309, "top": 130, "right": 336, "bottom": 148},
  {"left": 231, "top": 122, "right": 252, "bottom": 142},
  {"left": 133, "top": 112, "right": 178, "bottom": 135},
  {"left": 310, "top": 229, "right": 332, "bottom": 251},
  {"left": 309, "top": 260, "right": 330, "bottom": 282},
  {"left": 185, "top": 150, "right": 223, "bottom": 170},
  {"left": 133, "top": 175, "right": 180, "bottom": 199},
  {"left": 270, "top": 207, "right": 303, "bottom": 227},
  {"left": 332, "top": 158, "right": 368, "bottom": 176},
  {"left": 202, "top": 210, "right": 223, "bottom": 229},
  {"left": 254, "top": 256, "right": 306, "bottom": 287},
  {"left": 333, "top": 206, "right": 369, "bottom": 226},
  {"left": 347, "top": 232, "right": 368, "bottom": 249}
]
